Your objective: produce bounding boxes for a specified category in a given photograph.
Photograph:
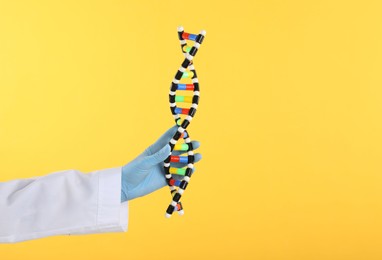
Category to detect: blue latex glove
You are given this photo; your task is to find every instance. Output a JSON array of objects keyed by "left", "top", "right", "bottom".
[{"left": 121, "top": 125, "right": 202, "bottom": 202}]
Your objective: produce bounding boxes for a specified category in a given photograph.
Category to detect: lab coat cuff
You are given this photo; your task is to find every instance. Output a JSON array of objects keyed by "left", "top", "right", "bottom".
[{"left": 97, "top": 167, "right": 128, "bottom": 232}]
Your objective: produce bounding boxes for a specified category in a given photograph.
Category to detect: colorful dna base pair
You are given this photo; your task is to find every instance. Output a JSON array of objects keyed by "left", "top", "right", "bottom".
[{"left": 163, "top": 26, "right": 206, "bottom": 218}]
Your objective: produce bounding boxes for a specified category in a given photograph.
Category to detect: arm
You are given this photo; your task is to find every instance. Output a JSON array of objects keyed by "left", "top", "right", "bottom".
[
  {"left": 0, "top": 167, "right": 127, "bottom": 243},
  {"left": 0, "top": 125, "right": 202, "bottom": 243}
]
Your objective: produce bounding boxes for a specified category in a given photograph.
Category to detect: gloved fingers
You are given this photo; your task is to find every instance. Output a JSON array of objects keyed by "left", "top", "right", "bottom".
[
  {"left": 171, "top": 141, "right": 201, "bottom": 156},
  {"left": 142, "top": 144, "right": 171, "bottom": 168},
  {"left": 144, "top": 125, "right": 178, "bottom": 156}
]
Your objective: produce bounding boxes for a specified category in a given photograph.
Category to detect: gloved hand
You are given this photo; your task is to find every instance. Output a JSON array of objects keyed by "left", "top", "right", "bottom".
[{"left": 121, "top": 125, "right": 202, "bottom": 202}]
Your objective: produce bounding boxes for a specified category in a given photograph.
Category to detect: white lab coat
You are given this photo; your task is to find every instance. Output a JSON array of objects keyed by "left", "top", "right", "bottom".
[{"left": 0, "top": 167, "right": 128, "bottom": 243}]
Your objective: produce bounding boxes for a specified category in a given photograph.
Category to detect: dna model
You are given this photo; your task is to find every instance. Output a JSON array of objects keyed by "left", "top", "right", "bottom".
[{"left": 163, "top": 26, "right": 206, "bottom": 218}]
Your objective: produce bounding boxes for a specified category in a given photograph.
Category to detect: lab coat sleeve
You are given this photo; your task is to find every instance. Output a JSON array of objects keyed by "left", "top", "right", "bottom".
[{"left": 0, "top": 167, "right": 128, "bottom": 243}]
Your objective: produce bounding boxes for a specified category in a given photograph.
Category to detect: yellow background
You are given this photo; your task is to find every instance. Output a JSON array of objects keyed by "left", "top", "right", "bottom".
[{"left": 1, "top": 0, "right": 382, "bottom": 259}]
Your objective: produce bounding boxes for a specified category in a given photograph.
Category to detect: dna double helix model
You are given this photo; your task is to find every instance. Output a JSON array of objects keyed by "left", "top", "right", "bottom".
[{"left": 163, "top": 26, "right": 206, "bottom": 218}]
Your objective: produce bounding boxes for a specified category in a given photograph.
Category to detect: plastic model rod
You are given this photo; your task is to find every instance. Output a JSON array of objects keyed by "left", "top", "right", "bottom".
[{"left": 163, "top": 26, "right": 206, "bottom": 218}]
